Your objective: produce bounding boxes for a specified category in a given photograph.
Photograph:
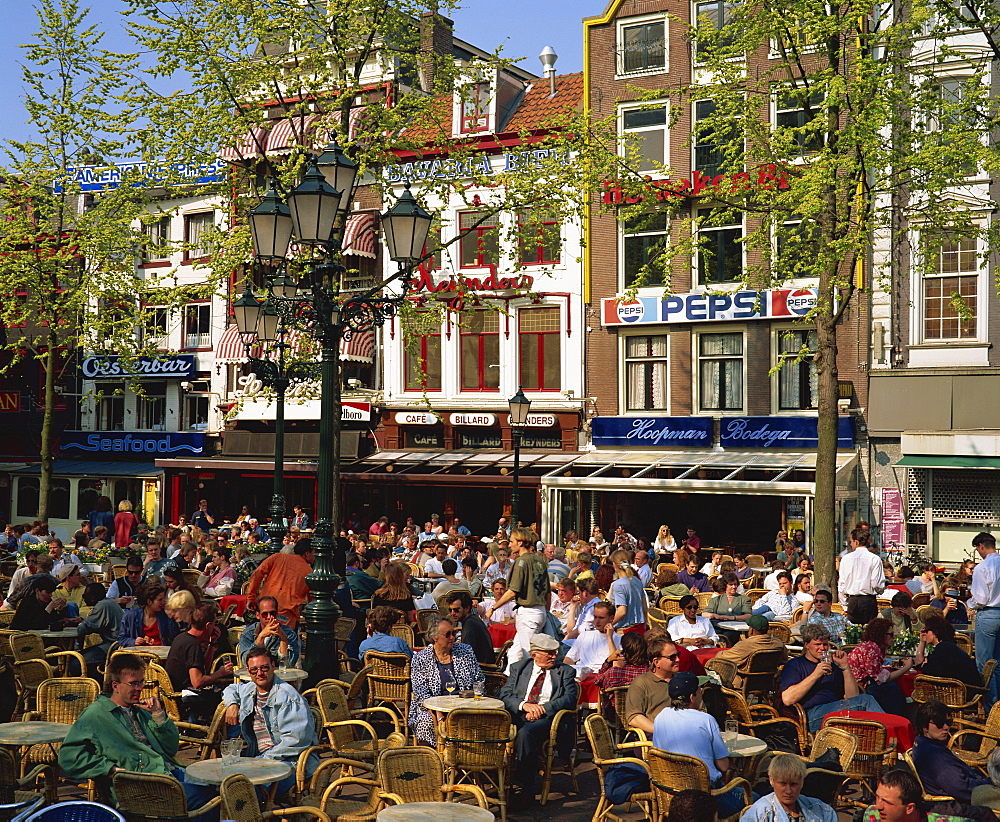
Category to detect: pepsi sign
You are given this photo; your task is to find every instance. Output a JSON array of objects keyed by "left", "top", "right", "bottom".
[{"left": 601, "top": 288, "right": 819, "bottom": 326}]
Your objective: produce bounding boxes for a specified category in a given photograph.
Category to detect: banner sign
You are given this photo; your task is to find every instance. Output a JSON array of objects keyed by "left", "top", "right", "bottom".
[
  {"left": 601, "top": 288, "right": 818, "bottom": 327},
  {"left": 719, "top": 417, "right": 854, "bottom": 449},
  {"left": 60, "top": 431, "right": 206, "bottom": 455},
  {"left": 591, "top": 417, "right": 713, "bottom": 447},
  {"left": 81, "top": 355, "right": 196, "bottom": 380},
  {"left": 881, "top": 488, "right": 905, "bottom": 546},
  {"left": 384, "top": 148, "right": 571, "bottom": 183},
  {"left": 54, "top": 160, "right": 226, "bottom": 193}
]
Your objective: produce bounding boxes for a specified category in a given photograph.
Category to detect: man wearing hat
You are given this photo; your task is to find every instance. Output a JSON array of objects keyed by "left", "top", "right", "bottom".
[
  {"left": 653, "top": 670, "right": 746, "bottom": 818},
  {"left": 714, "top": 614, "right": 789, "bottom": 688},
  {"left": 498, "top": 633, "right": 578, "bottom": 808}
]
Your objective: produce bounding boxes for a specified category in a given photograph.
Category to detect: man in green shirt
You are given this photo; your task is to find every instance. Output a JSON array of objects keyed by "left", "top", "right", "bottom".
[
  {"left": 486, "top": 527, "right": 549, "bottom": 669},
  {"left": 58, "top": 653, "right": 218, "bottom": 816}
]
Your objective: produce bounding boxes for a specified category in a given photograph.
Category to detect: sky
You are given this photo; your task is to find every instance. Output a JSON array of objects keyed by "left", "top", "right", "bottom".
[{"left": 0, "top": 0, "right": 591, "bottom": 150}]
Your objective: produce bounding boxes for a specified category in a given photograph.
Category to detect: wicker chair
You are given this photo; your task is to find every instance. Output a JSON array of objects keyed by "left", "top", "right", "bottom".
[
  {"left": 174, "top": 702, "right": 228, "bottom": 761},
  {"left": 363, "top": 652, "right": 410, "bottom": 724},
  {"left": 821, "top": 716, "right": 897, "bottom": 806},
  {"left": 388, "top": 623, "right": 415, "bottom": 649},
  {"left": 647, "top": 612, "right": 668, "bottom": 633},
  {"left": 658, "top": 597, "right": 684, "bottom": 616},
  {"left": 705, "top": 658, "right": 738, "bottom": 688},
  {"left": 483, "top": 671, "right": 507, "bottom": 699},
  {"left": 767, "top": 622, "right": 792, "bottom": 644},
  {"left": 219, "top": 773, "right": 330, "bottom": 821},
  {"left": 745, "top": 555, "right": 766, "bottom": 569},
  {"left": 745, "top": 589, "right": 770, "bottom": 606},
  {"left": 112, "top": 771, "right": 221, "bottom": 821},
  {"left": 17, "top": 801, "right": 124, "bottom": 821},
  {"left": 439, "top": 708, "right": 514, "bottom": 820},
  {"left": 180, "top": 569, "right": 201, "bottom": 587},
  {"left": 376, "top": 746, "right": 489, "bottom": 808},
  {"left": 911, "top": 593, "right": 931, "bottom": 609},
  {"left": 539, "top": 708, "right": 579, "bottom": 805},
  {"left": 583, "top": 713, "right": 654, "bottom": 822},
  {"left": 599, "top": 685, "right": 632, "bottom": 743},
  {"left": 308, "top": 681, "right": 401, "bottom": 780},
  {"left": 0, "top": 611, "right": 14, "bottom": 629},
  {"left": 721, "top": 687, "right": 807, "bottom": 754},
  {"left": 21, "top": 677, "right": 98, "bottom": 770},
  {"left": 415, "top": 609, "right": 438, "bottom": 635},
  {"left": 911, "top": 674, "right": 982, "bottom": 720},
  {"left": 696, "top": 592, "right": 715, "bottom": 609},
  {"left": 949, "top": 701, "right": 1000, "bottom": 771},
  {"left": 318, "top": 733, "right": 407, "bottom": 821},
  {"left": 142, "top": 662, "right": 183, "bottom": 722},
  {"left": 9, "top": 632, "right": 86, "bottom": 678},
  {"left": 647, "top": 748, "right": 751, "bottom": 822},
  {"left": 735, "top": 649, "right": 786, "bottom": 702},
  {"left": 967, "top": 658, "right": 997, "bottom": 707},
  {"left": 11, "top": 660, "right": 56, "bottom": 721},
  {"left": 802, "top": 726, "right": 858, "bottom": 771},
  {"left": 493, "top": 640, "right": 514, "bottom": 673},
  {"left": 0, "top": 747, "right": 55, "bottom": 809},
  {"left": 901, "top": 750, "right": 953, "bottom": 802}
]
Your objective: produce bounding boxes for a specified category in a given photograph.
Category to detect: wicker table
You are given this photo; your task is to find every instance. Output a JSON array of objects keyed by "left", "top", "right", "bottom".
[
  {"left": 377, "top": 801, "right": 493, "bottom": 821},
  {"left": 186, "top": 757, "right": 290, "bottom": 786},
  {"left": 422, "top": 696, "right": 504, "bottom": 714},
  {"left": 0, "top": 722, "right": 70, "bottom": 746}
]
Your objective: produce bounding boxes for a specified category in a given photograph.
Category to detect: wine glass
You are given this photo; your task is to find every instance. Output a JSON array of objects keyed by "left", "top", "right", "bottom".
[{"left": 445, "top": 678, "right": 456, "bottom": 697}]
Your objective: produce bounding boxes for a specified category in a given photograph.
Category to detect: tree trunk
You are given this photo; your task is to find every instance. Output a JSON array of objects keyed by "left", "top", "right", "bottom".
[
  {"left": 813, "top": 263, "right": 841, "bottom": 596},
  {"left": 36, "top": 336, "right": 57, "bottom": 522}
]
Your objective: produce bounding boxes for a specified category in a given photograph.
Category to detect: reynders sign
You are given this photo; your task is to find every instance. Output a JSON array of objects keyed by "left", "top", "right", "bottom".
[
  {"left": 602, "top": 165, "right": 792, "bottom": 205},
  {"left": 601, "top": 288, "right": 817, "bottom": 327}
]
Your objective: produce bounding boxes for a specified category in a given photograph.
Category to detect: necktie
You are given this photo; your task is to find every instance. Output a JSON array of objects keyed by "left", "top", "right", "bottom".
[{"left": 526, "top": 670, "right": 546, "bottom": 704}]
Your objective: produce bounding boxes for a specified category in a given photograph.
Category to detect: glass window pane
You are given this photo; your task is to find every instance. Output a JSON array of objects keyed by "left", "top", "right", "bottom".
[{"left": 519, "top": 334, "right": 539, "bottom": 389}]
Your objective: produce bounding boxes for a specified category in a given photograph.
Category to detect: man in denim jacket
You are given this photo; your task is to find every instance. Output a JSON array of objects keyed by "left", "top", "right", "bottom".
[{"left": 222, "top": 645, "right": 317, "bottom": 799}]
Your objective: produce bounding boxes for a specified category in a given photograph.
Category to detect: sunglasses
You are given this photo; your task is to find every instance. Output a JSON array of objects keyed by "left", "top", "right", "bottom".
[
  {"left": 247, "top": 665, "right": 272, "bottom": 674},
  {"left": 814, "top": 599, "right": 830, "bottom": 604},
  {"left": 656, "top": 653, "right": 680, "bottom": 661}
]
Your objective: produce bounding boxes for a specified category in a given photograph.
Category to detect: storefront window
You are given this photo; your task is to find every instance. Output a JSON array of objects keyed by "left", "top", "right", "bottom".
[
  {"left": 16, "top": 478, "right": 38, "bottom": 519},
  {"left": 625, "top": 335, "right": 668, "bottom": 411},
  {"left": 519, "top": 307, "right": 561, "bottom": 391},
  {"left": 698, "top": 331, "right": 744, "bottom": 411},
  {"left": 77, "top": 480, "right": 102, "bottom": 521}
]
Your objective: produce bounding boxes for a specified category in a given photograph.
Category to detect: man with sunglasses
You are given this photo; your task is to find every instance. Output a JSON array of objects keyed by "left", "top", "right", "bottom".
[
  {"left": 446, "top": 590, "right": 493, "bottom": 665},
  {"left": 626, "top": 636, "right": 681, "bottom": 735},
  {"left": 238, "top": 595, "right": 300, "bottom": 667},
  {"left": 106, "top": 557, "right": 144, "bottom": 609},
  {"left": 804, "top": 587, "right": 849, "bottom": 643},
  {"left": 222, "top": 645, "right": 318, "bottom": 801}
]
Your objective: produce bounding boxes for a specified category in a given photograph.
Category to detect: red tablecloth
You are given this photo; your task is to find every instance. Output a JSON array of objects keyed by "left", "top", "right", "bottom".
[
  {"left": 692, "top": 647, "right": 724, "bottom": 664},
  {"left": 897, "top": 671, "right": 918, "bottom": 698},
  {"left": 824, "top": 709, "right": 915, "bottom": 752},
  {"left": 579, "top": 673, "right": 600, "bottom": 709},
  {"left": 220, "top": 594, "right": 248, "bottom": 618},
  {"left": 886, "top": 584, "right": 911, "bottom": 594},
  {"left": 488, "top": 622, "right": 516, "bottom": 649}
]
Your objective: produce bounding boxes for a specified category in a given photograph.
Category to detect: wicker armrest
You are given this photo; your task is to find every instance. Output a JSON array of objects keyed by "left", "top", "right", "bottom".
[
  {"left": 547, "top": 708, "right": 576, "bottom": 746},
  {"left": 263, "top": 806, "right": 331, "bottom": 821},
  {"left": 950, "top": 729, "right": 997, "bottom": 750},
  {"left": 187, "top": 795, "right": 221, "bottom": 818},
  {"left": 378, "top": 792, "right": 406, "bottom": 806},
  {"left": 442, "top": 783, "right": 489, "bottom": 808},
  {"left": 603, "top": 756, "right": 651, "bottom": 771},
  {"left": 350, "top": 706, "right": 402, "bottom": 734},
  {"left": 619, "top": 740, "right": 652, "bottom": 751},
  {"left": 711, "top": 775, "right": 751, "bottom": 804},
  {"left": 18, "top": 762, "right": 54, "bottom": 789},
  {"left": 324, "top": 718, "right": 381, "bottom": 743},
  {"left": 307, "top": 755, "right": 374, "bottom": 794},
  {"left": 22, "top": 712, "right": 42, "bottom": 722},
  {"left": 748, "top": 704, "right": 780, "bottom": 719},
  {"left": 47, "top": 649, "right": 87, "bottom": 672}
]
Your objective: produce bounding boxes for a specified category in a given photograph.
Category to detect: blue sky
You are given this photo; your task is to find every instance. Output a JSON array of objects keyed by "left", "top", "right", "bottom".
[{"left": 0, "top": 1, "right": 589, "bottom": 149}]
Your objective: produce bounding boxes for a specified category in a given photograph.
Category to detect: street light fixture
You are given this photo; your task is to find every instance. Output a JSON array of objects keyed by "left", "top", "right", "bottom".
[
  {"left": 508, "top": 386, "right": 531, "bottom": 529},
  {"left": 242, "top": 159, "right": 431, "bottom": 683}
]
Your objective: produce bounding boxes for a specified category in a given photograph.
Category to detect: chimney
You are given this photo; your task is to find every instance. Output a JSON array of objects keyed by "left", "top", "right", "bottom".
[
  {"left": 420, "top": 11, "right": 454, "bottom": 94},
  {"left": 539, "top": 46, "right": 558, "bottom": 96}
]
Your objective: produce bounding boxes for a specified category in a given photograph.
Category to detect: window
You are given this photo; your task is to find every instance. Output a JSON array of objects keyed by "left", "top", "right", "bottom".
[
  {"left": 694, "top": 0, "right": 739, "bottom": 58},
  {"left": 185, "top": 394, "right": 210, "bottom": 430},
  {"left": 460, "top": 82, "right": 490, "bottom": 133},
  {"left": 775, "top": 88, "right": 824, "bottom": 155},
  {"left": 16, "top": 478, "right": 38, "bottom": 519},
  {"left": 624, "top": 213, "right": 668, "bottom": 288},
  {"left": 77, "top": 480, "right": 102, "bottom": 520},
  {"left": 775, "top": 219, "right": 820, "bottom": 278},
  {"left": 921, "top": 78, "right": 977, "bottom": 175},
  {"left": 97, "top": 386, "right": 125, "bottom": 431},
  {"left": 461, "top": 311, "right": 500, "bottom": 391},
  {"left": 625, "top": 335, "right": 669, "bottom": 411},
  {"left": 519, "top": 209, "right": 560, "bottom": 265},
  {"left": 923, "top": 234, "right": 978, "bottom": 340},
  {"left": 459, "top": 211, "right": 499, "bottom": 268},
  {"left": 696, "top": 208, "right": 742, "bottom": 284},
  {"left": 142, "top": 217, "right": 170, "bottom": 263},
  {"left": 184, "top": 303, "right": 211, "bottom": 349},
  {"left": 694, "top": 100, "right": 740, "bottom": 177},
  {"left": 184, "top": 211, "right": 214, "bottom": 260},
  {"left": 777, "top": 329, "right": 818, "bottom": 410},
  {"left": 619, "top": 19, "right": 666, "bottom": 74},
  {"left": 519, "top": 307, "right": 561, "bottom": 391},
  {"left": 405, "top": 330, "right": 442, "bottom": 392},
  {"left": 142, "top": 306, "right": 168, "bottom": 348},
  {"left": 138, "top": 381, "right": 167, "bottom": 429},
  {"left": 698, "top": 332, "right": 744, "bottom": 411},
  {"left": 49, "top": 479, "right": 70, "bottom": 520},
  {"left": 621, "top": 106, "right": 668, "bottom": 174},
  {"left": 419, "top": 226, "right": 443, "bottom": 272}
]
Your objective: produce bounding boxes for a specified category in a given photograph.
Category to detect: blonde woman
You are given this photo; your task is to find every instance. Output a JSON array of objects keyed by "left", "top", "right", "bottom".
[
  {"left": 609, "top": 549, "right": 648, "bottom": 632},
  {"left": 166, "top": 589, "right": 196, "bottom": 627},
  {"left": 114, "top": 500, "right": 140, "bottom": 549},
  {"left": 653, "top": 525, "right": 677, "bottom": 564}
]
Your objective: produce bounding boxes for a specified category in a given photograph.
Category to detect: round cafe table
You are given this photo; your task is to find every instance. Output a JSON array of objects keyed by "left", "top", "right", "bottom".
[
  {"left": 377, "top": 801, "right": 493, "bottom": 822},
  {"left": 422, "top": 696, "right": 504, "bottom": 714},
  {"left": 718, "top": 621, "right": 751, "bottom": 632},
  {"left": 0, "top": 722, "right": 70, "bottom": 747},
  {"left": 692, "top": 647, "right": 724, "bottom": 664},
  {"left": 823, "top": 709, "right": 915, "bottom": 752},
  {"left": 724, "top": 731, "right": 768, "bottom": 780},
  {"left": 132, "top": 645, "right": 170, "bottom": 660},
  {"left": 186, "top": 757, "right": 290, "bottom": 786},
  {"left": 29, "top": 628, "right": 80, "bottom": 650}
]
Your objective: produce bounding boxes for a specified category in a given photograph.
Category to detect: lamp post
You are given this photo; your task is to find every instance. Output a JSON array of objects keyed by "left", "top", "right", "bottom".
[
  {"left": 508, "top": 386, "right": 531, "bottom": 529},
  {"left": 239, "top": 143, "right": 431, "bottom": 683}
]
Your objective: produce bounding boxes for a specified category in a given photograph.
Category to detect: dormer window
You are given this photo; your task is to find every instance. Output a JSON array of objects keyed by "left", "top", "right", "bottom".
[{"left": 460, "top": 82, "right": 491, "bottom": 133}]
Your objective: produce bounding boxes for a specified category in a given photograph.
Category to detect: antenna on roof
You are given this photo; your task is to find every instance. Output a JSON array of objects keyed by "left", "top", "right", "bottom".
[{"left": 539, "top": 46, "right": 558, "bottom": 97}]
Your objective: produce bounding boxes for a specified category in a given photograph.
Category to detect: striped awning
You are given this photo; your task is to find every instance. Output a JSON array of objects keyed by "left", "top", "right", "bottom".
[
  {"left": 216, "top": 323, "right": 374, "bottom": 364},
  {"left": 220, "top": 108, "right": 365, "bottom": 162},
  {"left": 342, "top": 213, "right": 377, "bottom": 258}
]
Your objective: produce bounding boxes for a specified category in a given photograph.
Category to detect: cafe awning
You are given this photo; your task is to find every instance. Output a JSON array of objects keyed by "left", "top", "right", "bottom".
[{"left": 896, "top": 454, "right": 1000, "bottom": 470}]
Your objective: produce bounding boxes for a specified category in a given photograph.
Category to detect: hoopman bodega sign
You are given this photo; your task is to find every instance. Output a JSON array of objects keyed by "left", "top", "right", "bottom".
[{"left": 602, "top": 164, "right": 792, "bottom": 205}]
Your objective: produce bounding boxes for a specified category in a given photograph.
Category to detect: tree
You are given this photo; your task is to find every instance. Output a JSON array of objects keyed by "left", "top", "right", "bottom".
[
  {"left": 607, "top": 0, "right": 997, "bottom": 586},
  {"left": 0, "top": 0, "right": 227, "bottom": 521}
]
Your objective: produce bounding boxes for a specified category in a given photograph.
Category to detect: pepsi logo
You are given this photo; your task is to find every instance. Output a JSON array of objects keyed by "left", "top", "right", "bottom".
[
  {"left": 786, "top": 289, "right": 816, "bottom": 316},
  {"left": 617, "top": 300, "right": 645, "bottom": 323}
]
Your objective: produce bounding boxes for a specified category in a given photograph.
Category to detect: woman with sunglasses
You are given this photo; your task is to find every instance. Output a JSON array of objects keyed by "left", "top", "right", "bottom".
[{"left": 846, "top": 616, "right": 912, "bottom": 716}]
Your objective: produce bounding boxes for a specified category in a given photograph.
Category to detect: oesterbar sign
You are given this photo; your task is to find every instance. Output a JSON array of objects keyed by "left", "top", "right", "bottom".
[{"left": 601, "top": 288, "right": 817, "bottom": 327}]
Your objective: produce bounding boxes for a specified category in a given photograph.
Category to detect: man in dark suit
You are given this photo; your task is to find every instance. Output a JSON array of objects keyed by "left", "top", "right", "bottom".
[{"left": 499, "top": 633, "right": 579, "bottom": 807}]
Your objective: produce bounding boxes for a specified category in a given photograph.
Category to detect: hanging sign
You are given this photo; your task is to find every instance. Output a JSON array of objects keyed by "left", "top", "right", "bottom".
[
  {"left": 450, "top": 413, "right": 497, "bottom": 426},
  {"left": 394, "top": 411, "right": 438, "bottom": 425}
]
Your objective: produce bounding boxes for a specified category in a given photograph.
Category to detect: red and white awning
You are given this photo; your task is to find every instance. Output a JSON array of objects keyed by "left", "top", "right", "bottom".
[
  {"left": 341, "top": 328, "right": 375, "bottom": 362},
  {"left": 216, "top": 323, "right": 260, "bottom": 361},
  {"left": 220, "top": 108, "right": 366, "bottom": 162},
  {"left": 342, "top": 213, "right": 377, "bottom": 258},
  {"left": 216, "top": 323, "right": 374, "bottom": 364}
]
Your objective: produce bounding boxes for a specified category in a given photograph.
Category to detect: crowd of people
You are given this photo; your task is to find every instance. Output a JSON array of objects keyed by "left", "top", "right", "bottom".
[{"left": 3, "top": 499, "right": 1000, "bottom": 820}]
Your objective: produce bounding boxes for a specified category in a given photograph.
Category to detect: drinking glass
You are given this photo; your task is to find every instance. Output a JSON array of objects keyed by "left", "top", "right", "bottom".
[
  {"left": 221, "top": 738, "right": 243, "bottom": 769},
  {"left": 278, "top": 654, "right": 288, "bottom": 674},
  {"left": 445, "top": 679, "right": 456, "bottom": 696},
  {"left": 725, "top": 720, "right": 739, "bottom": 742},
  {"left": 472, "top": 681, "right": 484, "bottom": 699}
]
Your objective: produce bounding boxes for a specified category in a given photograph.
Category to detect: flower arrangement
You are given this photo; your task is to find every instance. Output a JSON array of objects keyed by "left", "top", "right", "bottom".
[
  {"left": 888, "top": 629, "right": 920, "bottom": 656},
  {"left": 844, "top": 623, "right": 864, "bottom": 645}
]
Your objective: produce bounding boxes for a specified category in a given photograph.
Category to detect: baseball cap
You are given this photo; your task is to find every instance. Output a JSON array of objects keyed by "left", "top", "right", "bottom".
[
  {"left": 668, "top": 670, "right": 712, "bottom": 699},
  {"left": 746, "top": 614, "right": 769, "bottom": 632}
]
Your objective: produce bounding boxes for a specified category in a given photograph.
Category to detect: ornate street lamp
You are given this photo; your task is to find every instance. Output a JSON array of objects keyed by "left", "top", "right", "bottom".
[
  {"left": 508, "top": 386, "right": 531, "bottom": 529},
  {"left": 242, "top": 168, "right": 431, "bottom": 683}
]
